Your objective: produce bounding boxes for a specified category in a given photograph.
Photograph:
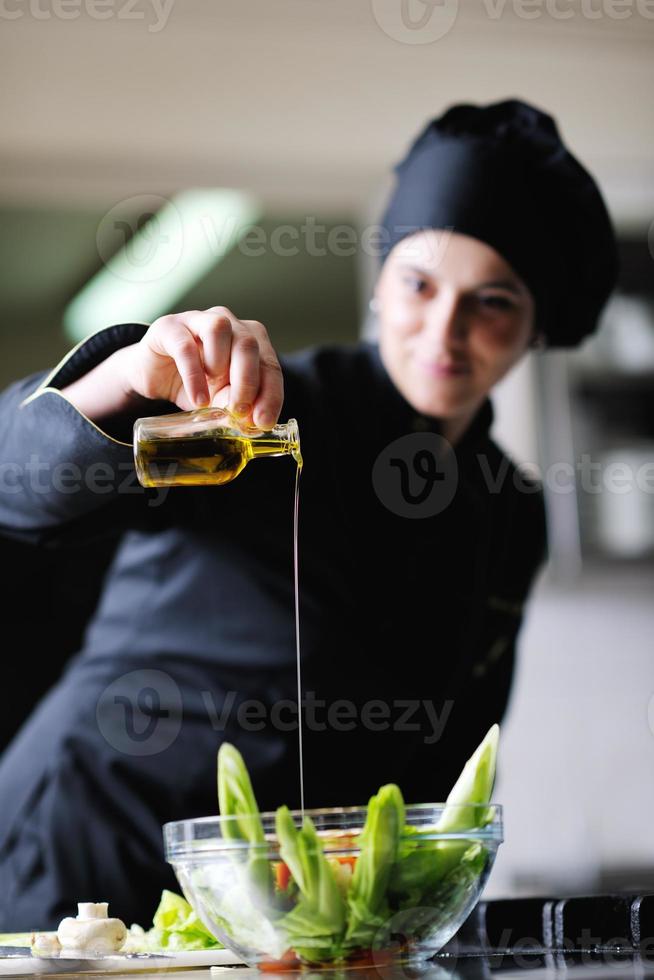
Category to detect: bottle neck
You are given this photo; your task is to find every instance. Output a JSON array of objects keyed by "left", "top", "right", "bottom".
[{"left": 249, "top": 419, "right": 302, "bottom": 466}]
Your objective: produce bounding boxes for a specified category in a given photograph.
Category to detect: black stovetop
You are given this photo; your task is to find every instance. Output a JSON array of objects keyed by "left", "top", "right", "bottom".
[{"left": 425, "top": 892, "right": 654, "bottom": 979}]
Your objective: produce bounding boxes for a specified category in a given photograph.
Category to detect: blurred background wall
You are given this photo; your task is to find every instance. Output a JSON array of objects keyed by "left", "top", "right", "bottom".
[{"left": 1, "top": 0, "right": 653, "bottom": 897}]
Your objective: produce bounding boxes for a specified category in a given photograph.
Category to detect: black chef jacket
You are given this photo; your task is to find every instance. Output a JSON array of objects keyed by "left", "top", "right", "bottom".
[{"left": 0, "top": 323, "right": 546, "bottom": 930}]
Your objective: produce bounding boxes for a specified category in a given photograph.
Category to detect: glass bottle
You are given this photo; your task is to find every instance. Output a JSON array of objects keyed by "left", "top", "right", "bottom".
[{"left": 133, "top": 406, "right": 301, "bottom": 488}]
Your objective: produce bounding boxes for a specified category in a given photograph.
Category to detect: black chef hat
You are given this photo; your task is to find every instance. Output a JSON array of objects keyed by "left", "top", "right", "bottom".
[{"left": 379, "top": 98, "right": 619, "bottom": 347}]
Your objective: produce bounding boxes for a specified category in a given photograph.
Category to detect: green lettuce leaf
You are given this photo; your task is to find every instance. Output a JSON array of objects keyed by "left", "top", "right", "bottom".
[
  {"left": 275, "top": 806, "right": 347, "bottom": 962},
  {"left": 434, "top": 723, "right": 499, "bottom": 834},
  {"left": 429, "top": 723, "right": 499, "bottom": 880},
  {"left": 345, "top": 783, "right": 405, "bottom": 948},
  {"left": 212, "top": 743, "right": 287, "bottom": 958},
  {"left": 127, "top": 890, "right": 223, "bottom": 951},
  {"left": 217, "top": 742, "right": 273, "bottom": 902},
  {"left": 422, "top": 841, "right": 488, "bottom": 909},
  {"left": 389, "top": 725, "right": 499, "bottom": 903},
  {"left": 378, "top": 842, "right": 489, "bottom": 951}
]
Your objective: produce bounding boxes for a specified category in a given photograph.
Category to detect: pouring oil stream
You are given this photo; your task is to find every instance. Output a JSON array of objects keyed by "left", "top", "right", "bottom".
[{"left": 293, "top": 458, "right": 304, "bottom": 814}]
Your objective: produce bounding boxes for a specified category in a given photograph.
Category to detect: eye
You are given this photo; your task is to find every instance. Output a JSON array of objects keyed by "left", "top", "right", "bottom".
[
  {"left": 402, "top": 276, "right": 429, "bottom": 294},
  {"left": 479, "top": 294, "right": 515, "bottom": 312}
]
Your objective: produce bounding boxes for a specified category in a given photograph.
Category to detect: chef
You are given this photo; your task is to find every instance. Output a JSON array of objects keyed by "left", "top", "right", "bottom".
[{"left": 0, "top": 98, "right": 617, "bottom": 930}]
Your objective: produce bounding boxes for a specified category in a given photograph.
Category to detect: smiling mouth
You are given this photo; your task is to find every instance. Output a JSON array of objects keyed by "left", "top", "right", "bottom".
[{"left": 415, "top": 359, "right": 471, "bottom": 378}]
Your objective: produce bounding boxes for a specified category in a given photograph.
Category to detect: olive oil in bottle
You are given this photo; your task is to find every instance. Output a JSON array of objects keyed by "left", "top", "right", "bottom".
[{"left": 133, "top": 407, "right": 301, "bottom": 488}]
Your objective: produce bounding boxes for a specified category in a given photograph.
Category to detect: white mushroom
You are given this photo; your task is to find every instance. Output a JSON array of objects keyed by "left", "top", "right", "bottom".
[
  {"left": 30, "top": 933, "right": 62, "bottom": 957},
  {"left": 57, "top": 902, "right": 127, "bottom": 955}
]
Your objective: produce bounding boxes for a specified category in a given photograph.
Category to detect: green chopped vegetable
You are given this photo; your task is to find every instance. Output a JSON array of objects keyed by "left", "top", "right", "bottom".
[
  {"left": 429, "top": 723, "right": 499, "bottom": 881},
  {"left": 212, "top": 743, "right": 286, "bottom": 959},
  {"left": 345, "top": 783, "right": 405, "bottom": 948},
  {"left": 378, "top": 841, "right": 488, "bottom": 951},
  {"left": 217, "top": 744, "right": 266, "bottom": 847},
  {"left": 389, "top": 724, "right": 499, "bottom": 903},
  {"left": 423, "top": 841, "right": 488, "bottom": 910},
  {"left": 435, "top": 723, "right": 499, "bottom": 834},
  {"left": 217, "top": 743, "right": 273, "bottom": 903},
  {"left": 275, "top": 806, "right": 347, "bottom": 962},
  {"left": 128, "top": 890, "right": 222, "bottom": 951}
]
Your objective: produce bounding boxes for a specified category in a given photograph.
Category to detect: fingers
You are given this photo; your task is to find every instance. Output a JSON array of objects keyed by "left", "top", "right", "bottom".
[
  {"left": 228, "top": 329, "right": 261, "bottom": 420},
  {"left": 148, "top": 308, "right": 284, "bottom": 427},
  {"left": 187, "top": 308, "right": 262, "bottom": 421},
  {"left": 149, "top": 316, "right": 210, "bottom": 407},
  {"left": 184, "top": 309, "right": 233, "bottom": 388},
  {"left": 250, "top": 328, "right": 284, "bottom": 429},
  {"left": 189, "top": 308, "right": 284, "bottom": 427}
]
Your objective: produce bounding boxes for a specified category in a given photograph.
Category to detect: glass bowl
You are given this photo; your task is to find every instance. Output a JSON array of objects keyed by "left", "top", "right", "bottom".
[{"left": 164, "top": 803, "right": 502, "bottom": 970}]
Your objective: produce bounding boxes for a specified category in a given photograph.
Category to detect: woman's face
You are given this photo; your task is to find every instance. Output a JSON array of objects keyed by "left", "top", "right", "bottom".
[{"left": 375, "top": 230, "right": 536, "bottom": 434}]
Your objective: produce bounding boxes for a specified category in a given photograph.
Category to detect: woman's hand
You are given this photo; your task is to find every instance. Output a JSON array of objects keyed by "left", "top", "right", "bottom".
[{"left": 123, "top": 307, "right": 284, "bottom": 429}]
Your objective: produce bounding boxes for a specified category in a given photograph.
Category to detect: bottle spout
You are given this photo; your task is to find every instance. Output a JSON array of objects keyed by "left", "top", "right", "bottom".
[{"left": 273, "top": 418, "right": 302, "bottom": 467}]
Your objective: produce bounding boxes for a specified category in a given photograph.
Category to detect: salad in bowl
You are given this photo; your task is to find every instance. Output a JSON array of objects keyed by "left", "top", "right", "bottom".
[{"left": 164, "top": 725, "right": 502, "bottom": 969}]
